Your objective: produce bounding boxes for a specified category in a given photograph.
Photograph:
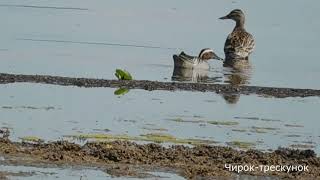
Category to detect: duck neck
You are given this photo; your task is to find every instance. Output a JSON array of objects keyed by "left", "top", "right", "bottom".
[{"left": 234, "top": 18, "right": 245, "bottom": 30}]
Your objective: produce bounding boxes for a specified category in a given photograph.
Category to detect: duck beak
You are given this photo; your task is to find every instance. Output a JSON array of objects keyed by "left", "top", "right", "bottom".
[
  {"left": 219, "top": 15, "right": 229, "bottom": 20},
  {"left": 214, "top": 54, "right": 224, "bottom": 61}
]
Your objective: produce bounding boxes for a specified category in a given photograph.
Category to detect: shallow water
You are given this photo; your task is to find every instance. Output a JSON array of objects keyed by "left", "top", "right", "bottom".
[
  {"left": 0, "top": 0, "right": 319, "bottom": 88},
  {"left": 0, "top": 83, "right": 319, "bottom": 153},
  {"left": 0, "top": 1, "right": 319, "bottom": 179},
  {"left": 0, "top": 164, "right": 185, "bottom": 180}
]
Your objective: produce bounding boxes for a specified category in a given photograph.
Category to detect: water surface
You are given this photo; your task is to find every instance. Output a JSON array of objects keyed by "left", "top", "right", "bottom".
[
  {"left": 0, "top": 0, "right": 319, "bottom": 88},
  {"left": 0, "top": 83, "right": 319, "bottom": 153}
]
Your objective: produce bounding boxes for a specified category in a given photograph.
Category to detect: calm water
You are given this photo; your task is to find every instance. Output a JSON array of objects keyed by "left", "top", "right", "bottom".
[
  {"left": 0, "top": 0, "right": 319, "bottom": 88},
  {"left": 0, "top": 163, "right": 185, "bottom": 180},
  {"left": 0, "top": 1, "right": 319, "bottom": 179},
  {"left": 0, "top": 83, "right": 319, "bottom": 153}
]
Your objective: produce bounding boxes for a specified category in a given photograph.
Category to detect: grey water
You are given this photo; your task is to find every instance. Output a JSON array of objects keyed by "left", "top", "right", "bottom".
[
  {"left": 0, "top": 163, "right": 185, "bottom": 180},
  {"left": 0, "top": 0, "right": 319, "bottom": 88},
  {"left": 0, "top": 0, "right": 319, "bottom": 179},
  {"left": 0, "top": 83, "right": 319, "bottom": 153}
]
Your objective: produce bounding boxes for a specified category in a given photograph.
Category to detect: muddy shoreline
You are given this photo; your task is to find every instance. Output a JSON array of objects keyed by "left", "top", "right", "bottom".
[
  {"left": 0, "top": 138, "right": 319, "bottom": 179},
  {"left": 1, "top": 73, "right": 320, "bottom": 98}
]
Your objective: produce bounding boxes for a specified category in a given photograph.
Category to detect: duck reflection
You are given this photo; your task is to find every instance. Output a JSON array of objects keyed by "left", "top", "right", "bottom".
[
  {"left": 221, "top": 61, "right": 252, "bottom": 104},
  {"left": 170, "top": 50, "right": 253, "bottom": 104},
  {"left": 172, "top": 66, "right": 220, "bottom": 83},
  {"left": 223, "top": 61, "right": 252, "bottom": 86}
]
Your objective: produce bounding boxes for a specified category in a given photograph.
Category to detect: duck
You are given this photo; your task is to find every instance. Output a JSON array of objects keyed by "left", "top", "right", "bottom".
[
  {"left": 173, "top": 48, "right": 223, "bottom": 70},
  {"left": 219, "top": 9, "right": 255, "bottom": 66}
]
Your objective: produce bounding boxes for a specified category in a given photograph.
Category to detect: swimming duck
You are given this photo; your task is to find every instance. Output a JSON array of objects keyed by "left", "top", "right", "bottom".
[
  {"left": 219, "top": 9, "right": 255, "bottom": 65},
  {"left": 173, "top": 48, "right": 223, "bottom": 70}
]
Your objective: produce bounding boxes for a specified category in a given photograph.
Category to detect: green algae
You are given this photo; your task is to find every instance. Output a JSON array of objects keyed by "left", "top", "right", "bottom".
[
  {"left": 227, "top": 141, "right": 256, "bottom": 149},
  {"left": 68, "top": 134, "right": 135, "bottom": 141},
  {"left": 250, "top": 126, "right": 282, "bottom": 134},
  {"left": 66, "top": 133, "right": 216, "bottom": 145},
  {"left": 290, "top": 144, "right": 315, "bottom": 149},
  {"left": 140, "top": 133, "right": 176, "bottom": 143},
  {"left": 167, "top": 118, "right": 239, "bottom": 126},
  {"left": 142, "top": 127, "right": 168, "bottom": 132},
  {"left": 284, "top": 124, "right": 304, "bottom": 128},
  {"left": 19, "top": 136, "right": 44, "bottom": 143},
  {"left": 207, "top": 121, "right": 239, "bottom": 126},
  {"left": 231, "top": 129, "right": 247, "bottom": 132},
  {"left": 251, "top": 126, "right": 279, "bottom": 131},
  {"left": 166, "top": 118, "right": 205, "bottom": 123},
  {"left": 251, "top": 129, "right": 267, "bottom": 134}
]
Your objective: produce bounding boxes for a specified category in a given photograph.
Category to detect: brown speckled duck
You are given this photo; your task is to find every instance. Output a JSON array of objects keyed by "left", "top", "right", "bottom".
[
  {"left": 219, "top": 9, "right": 255, "bottom": 66},
  {"left": 173, "top": 48, "right": 223, "bottom": 70}
]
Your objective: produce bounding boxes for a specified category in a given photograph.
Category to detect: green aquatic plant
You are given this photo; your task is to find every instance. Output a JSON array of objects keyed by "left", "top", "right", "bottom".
[
  {"left": 115, "top": 69, "right": 133, "bottom": 80},
  {"left": 250, "top": 126, "right": 280, "bottom": 134},
  {"left": 20, "top": 136, "right": 44, "bottom": 143},
  {"left": 227, "top": 141, "right": 255, "bottom": 149},
  {"left": 207, "top": 121, "right": 239, "bottom": 126},
  {"left": 167, "top": 118, "right": 205, "bottom": 123},
  {"left": 140, "top": 133, "right": 176, "bottom": 143},
  {"left": 140, "top": 133, "right": 216, "bottom": 145},
  {"left": 69, "top": 134, "right": 134, "bottom": 141},
  {"left": 167, "top": 118, "right": 238, "bottom": 126},
  {"left": 290, "top": 144, "right": 315, "bottom": 149},
  {"left": 231, "top": 129, "right": 247, "bottom": 132},
  {"left": 114, "top": 88, "right": 130, "bottom": 96},
  {"left": 142, "top": 127, "right": 168, "bottom": 132},
  {"left": 284, "top": 124, "right": 304, "bottom": 128},
  {"left": 251, "top": 126, "right": 279, "bottom": 131},
  {"left": 66, "top": 133, "right": 216, "bottom": 145}
]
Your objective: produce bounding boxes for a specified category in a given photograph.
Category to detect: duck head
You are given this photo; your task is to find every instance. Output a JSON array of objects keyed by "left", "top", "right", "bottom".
[
  {"left": 198, "top": 48, "right": 223, "bottom": 61},
  {"left": 219, "top": 9, "right": 245, "bottom": 27}
]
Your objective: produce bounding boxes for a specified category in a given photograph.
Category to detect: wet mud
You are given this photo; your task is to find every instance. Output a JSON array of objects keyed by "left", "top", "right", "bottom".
[
  {"left": 0, "top": 138, "right": 319, "bottom": 179},
  {"left": 1, "top": 73, "right": 320, "bottom": 98}
]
